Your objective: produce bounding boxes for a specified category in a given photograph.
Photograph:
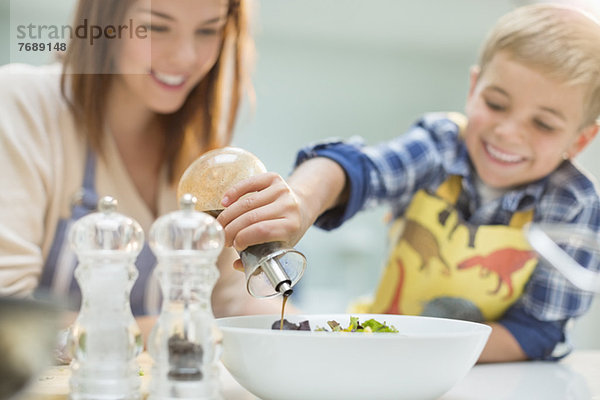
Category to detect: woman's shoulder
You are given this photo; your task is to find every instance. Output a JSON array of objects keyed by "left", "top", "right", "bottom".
[
  {"left": 0, "top": 63, "right": 78, "bottom": 163},
  {"left": 0, "top": 63, "right": 65, "bottom": 109},
  {"left": 0, "top": 62, "right": 62, "bottom": 84}
]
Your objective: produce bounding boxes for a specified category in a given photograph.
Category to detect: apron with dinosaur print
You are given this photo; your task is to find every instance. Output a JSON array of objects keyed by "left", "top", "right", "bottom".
[{"left": 368, "top": 174, "right": 537, "bottom": 322}]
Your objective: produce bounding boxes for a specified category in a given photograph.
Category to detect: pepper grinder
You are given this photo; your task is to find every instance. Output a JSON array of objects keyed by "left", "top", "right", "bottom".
[
  {"left": 148, "top": 194, "right": 225, "bottom": 400},
  {"left": 68, "top": 196, "right": 144, "bottom": 400},
  {"left": 177, "top": 146, "right": 306, "bottom": 298}
]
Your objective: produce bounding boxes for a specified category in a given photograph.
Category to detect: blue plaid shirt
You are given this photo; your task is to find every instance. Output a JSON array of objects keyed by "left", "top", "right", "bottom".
[{"left": 296, "top": 113, "right": 600, "bottom": 360}]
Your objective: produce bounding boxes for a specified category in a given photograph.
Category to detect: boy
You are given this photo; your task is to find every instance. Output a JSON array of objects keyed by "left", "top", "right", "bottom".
[{"left": 216, "top": 4, "right": 600, "bottom": 362}]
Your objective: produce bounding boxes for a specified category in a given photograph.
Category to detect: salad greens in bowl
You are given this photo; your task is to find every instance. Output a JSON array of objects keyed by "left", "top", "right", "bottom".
[{"left": 217, "top": 313, "right": 491, "bottom": 400}]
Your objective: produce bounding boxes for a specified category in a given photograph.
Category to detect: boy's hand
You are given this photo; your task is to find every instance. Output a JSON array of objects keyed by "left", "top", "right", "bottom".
[{"left": 216, "top": 172, "right": 313, "bottom": 257}]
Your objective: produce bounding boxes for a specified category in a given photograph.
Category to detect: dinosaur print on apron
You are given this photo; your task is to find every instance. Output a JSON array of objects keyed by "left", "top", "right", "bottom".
[{"left": 369, "top": 174, "right": 537, "bottom": 322}]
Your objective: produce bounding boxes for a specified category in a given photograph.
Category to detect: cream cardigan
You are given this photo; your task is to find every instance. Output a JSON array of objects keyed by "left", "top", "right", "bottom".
[{"left": 0, "top": 63, "right": 281, "bottom": 316}]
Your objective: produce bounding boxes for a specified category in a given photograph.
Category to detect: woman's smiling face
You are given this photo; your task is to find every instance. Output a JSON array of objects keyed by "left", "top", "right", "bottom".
[
  {"left": 115, "top": 0, "right": 229, "bottom": 114},
  {"left": 464, "top": 51, "right": 594, "bottom": 189}
]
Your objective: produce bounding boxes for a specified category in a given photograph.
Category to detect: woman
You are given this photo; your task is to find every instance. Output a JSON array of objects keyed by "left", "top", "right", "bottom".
[{"left": 0, "top": 0, "right": 281, "bottom": 334}]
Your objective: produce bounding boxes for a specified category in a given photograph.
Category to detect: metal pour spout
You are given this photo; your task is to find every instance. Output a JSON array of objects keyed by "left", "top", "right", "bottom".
[
  {"left": 241, "top": 243, "right": 306, "bottom": 298},
  {"left": 261, "top": 258, "right": 293, "bottom": 297}
]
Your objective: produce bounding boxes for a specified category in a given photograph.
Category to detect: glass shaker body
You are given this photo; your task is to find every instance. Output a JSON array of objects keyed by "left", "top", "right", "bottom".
[
  {"left": 68, "top": 197, "right": 144, "bottom": 400},
  {"left": 148, "top": 195, "right": 224, "bottom": 400},
  {"left": 178, "top": 147, "right": 306, "bottom": 299}
]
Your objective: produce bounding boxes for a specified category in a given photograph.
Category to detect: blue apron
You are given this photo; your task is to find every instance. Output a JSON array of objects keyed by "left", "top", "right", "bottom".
[{"left": 38, "top": 149, "right": 161, "bottom": 315}]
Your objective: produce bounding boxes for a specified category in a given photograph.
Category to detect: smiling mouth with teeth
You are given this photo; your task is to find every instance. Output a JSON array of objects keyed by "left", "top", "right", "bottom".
[
  {"left": 485, "top": 143, "right": 525, "bottom": 164},
  {"left": 151, "top": 70, "right": 186, "bottom": 87}
]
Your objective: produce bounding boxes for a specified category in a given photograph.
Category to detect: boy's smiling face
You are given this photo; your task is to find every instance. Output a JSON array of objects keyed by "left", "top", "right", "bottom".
[{"left": 464, "top": 50, "right": 598, "bottom": 189}]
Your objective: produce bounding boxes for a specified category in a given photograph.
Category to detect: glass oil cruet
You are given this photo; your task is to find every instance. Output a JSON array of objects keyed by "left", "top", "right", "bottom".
[
  {"left": 147, "top": 194, "right": 225, "bottom": 400},
  {"left": 177, "top": 146, "right": 306, "bottom": 299},
  {"left": 68, "top": 196, "right": 144, "bottom": 400}
]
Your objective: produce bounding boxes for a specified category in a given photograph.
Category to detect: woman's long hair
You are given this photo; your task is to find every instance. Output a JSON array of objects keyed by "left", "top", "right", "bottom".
[{"left": 61, "top": 0, "right": 254, "bottom": 182}]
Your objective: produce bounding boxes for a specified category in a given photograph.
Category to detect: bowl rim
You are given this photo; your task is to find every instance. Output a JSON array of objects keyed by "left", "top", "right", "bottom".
[{"left": 217, "top": 313, "right": 492, "bottom": 338}]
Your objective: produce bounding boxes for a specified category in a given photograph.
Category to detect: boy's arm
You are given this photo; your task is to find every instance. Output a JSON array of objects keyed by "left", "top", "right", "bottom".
[
  {"left": 219, "top": 114, "right": 459, "bottom": 264},
  {"left": 478, "top": 323, "right": 528, "bottom": 363},
  {"left": 287, "top": 156, "right": 350, "bottom": 225}
]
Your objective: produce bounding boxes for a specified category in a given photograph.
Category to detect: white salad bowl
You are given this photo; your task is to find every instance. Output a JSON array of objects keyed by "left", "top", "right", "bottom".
[{"left": 217, "top": 313, "right": 491, "bottom": 400}]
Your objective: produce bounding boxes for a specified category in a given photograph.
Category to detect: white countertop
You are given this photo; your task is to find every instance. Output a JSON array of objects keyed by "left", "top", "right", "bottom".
[
  {"left": 219, "top": 350, "right": 600, "bottom": 400},
  {"left": 442, "top": 351, "right": 600, "bottom": 400},
  {"left": 25, "top": 350, "right": 600, "bottom": 400}
]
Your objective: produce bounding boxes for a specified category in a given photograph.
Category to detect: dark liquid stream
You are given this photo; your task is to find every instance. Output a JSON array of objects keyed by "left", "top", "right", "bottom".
[
  {"left": 280, "top": 296, "right": 289, "bottom": 330},
  {"left": 206, "top": 208, "right": 291, "bottom": 331}
]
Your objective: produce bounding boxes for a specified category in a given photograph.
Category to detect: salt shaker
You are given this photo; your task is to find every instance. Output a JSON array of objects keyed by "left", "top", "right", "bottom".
[
  {"left": 68, "top": 196, "right": 144, "bottom": 400},
  {"left": 148, "top": 194, "right": 225, "bottom": 400}
]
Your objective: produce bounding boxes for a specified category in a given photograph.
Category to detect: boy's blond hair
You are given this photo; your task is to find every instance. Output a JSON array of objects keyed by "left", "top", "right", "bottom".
[{"left": 478, "top": 4, "right": 600, "bottom": 127}]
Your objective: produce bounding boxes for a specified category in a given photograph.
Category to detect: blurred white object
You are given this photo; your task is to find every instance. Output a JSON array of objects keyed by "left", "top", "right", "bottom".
[
  {"left": 53, "top": 327, "right": 72, "bottom": 365},
  {"left": 526, "top": 223, "right": 600, "bottom": 293},
  {"left": 217, "top": 314, "right": 491, "bottom": 400}
]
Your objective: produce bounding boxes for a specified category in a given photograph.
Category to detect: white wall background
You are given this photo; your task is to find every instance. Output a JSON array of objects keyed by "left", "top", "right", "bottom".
[{"left": 2, "top": 0, "right": 599, "bottom": 349}]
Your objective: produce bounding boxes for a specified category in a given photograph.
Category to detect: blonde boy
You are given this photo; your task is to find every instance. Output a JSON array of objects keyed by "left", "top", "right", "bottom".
[{"left": 217, "top": 4, "right": 600, "bottom": 362}]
